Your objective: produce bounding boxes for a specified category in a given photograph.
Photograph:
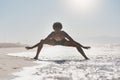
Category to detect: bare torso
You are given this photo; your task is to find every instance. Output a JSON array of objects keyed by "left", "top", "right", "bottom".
[{"left": 51, "top": 31, "right": 65, "bottom": 41}]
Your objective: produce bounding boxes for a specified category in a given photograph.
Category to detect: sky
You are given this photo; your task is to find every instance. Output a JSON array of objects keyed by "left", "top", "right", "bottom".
[{"left": 0, "top": 0, "right": 120, "bottom": 44}]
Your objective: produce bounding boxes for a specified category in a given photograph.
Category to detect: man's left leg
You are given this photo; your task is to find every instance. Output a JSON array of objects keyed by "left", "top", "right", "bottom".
[{"left": 64, "top": 41, "right": 89, "bottom": 60}]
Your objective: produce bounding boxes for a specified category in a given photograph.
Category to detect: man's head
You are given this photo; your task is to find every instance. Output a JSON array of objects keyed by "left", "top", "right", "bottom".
[{"left": 53, "top": 22, "right": 62, "bottom": 31}]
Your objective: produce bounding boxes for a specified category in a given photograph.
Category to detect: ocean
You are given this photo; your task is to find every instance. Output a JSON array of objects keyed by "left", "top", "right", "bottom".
[{"left": 8, "top": 43, "right": 120, "bottom": 80}]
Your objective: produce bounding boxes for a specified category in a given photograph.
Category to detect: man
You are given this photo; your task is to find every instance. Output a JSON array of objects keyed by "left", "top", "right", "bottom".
[{"left": 26, "top": 22, "right": 91, "bottom": 60}]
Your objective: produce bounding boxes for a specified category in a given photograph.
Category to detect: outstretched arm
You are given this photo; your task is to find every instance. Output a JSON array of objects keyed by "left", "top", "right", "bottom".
[
  {"left": 63, "top": 31, "right": 90, "bottom": 49},
  {"left": 25, "top": 42, "right": 40, "bottom": 49},
  {"left": 63, "top": 31, "right": 74, "bottom": 41},
  {"left": 44, "top": 32, "right": 53, "bottom": 41},
  {"left": 25, "top": 32, "right": 53, "bottom": 50}
]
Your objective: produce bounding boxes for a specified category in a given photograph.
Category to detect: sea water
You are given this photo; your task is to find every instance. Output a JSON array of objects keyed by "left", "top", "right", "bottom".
[{"left": 8, "top": 43, "right": 120, "bottom": 80}]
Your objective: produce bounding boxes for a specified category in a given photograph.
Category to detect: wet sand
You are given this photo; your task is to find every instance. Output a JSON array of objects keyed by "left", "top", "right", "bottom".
[{"left": 0, "top": 48, "right": 36, "bottom": 80}]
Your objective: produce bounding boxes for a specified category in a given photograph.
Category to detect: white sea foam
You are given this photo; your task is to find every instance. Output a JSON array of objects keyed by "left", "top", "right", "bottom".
[{"left": 8, "top": 44, "right": 120, "bottom": 80}]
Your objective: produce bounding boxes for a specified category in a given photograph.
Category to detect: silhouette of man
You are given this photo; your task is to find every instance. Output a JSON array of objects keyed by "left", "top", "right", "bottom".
[{"left": 26, "top": 22, "right": 91, "bottom": 60}]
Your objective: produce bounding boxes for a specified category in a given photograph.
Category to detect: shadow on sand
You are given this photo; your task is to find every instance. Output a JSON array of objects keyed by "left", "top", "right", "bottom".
[{"left": 37, "top": 59, "right": 88, "bottom": 64}]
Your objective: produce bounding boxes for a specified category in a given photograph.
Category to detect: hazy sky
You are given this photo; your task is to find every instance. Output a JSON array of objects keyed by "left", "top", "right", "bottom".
[{"left": 0, "top": 0, "right": 120, "bottom": 44}]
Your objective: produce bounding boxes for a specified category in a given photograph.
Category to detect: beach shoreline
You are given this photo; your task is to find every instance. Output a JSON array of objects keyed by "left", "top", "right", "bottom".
[
  {"left": 0, "top": 47, "right": 37, "bottom": 80},
  {"left": 0, "top": 44, "right": 120, "bottom": 80}
]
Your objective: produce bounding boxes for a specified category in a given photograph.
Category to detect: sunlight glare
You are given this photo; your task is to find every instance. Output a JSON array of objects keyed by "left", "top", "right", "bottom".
[{"left": 63, "top": 0, "right": 100, "bottom": 15}]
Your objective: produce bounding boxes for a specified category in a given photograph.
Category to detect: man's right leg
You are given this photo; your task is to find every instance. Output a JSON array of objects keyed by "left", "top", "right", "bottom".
[
  {"left": 26, "top": 39, "right": 55, "bottom": 60},
  {"left": 34, "top": 42, "right": 43, "bottom": 59},
  {"left": 34, "top": 39, "right": 55, "bottom": 59}
]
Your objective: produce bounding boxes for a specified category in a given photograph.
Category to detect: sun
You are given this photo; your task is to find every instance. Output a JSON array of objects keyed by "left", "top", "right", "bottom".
[{"left": 62, "top": 0, "right": 99, "bottom": 15}]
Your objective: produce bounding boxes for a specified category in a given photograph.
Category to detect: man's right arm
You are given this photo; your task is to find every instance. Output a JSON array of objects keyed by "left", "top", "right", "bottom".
[{"left": 44, "top": 32, "right": 54, "bottom": 40}]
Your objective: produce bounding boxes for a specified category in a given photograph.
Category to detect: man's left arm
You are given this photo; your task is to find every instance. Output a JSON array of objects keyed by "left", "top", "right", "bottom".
[{"left": 63, "top": 31, "right": 74, "bottom": 41}]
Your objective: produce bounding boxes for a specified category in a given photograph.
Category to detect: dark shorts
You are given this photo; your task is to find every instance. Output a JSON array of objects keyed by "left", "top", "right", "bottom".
[{"left": 51, "top": 38, "right": 67, "bottom": 45}]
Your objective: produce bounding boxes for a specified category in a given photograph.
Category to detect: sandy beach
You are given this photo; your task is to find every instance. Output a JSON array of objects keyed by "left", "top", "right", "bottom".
[
  {"left": 6, "top": 44, "right": 120, "bottom": 80},
  {"left": 0, "top": 48, "right": 36, "bottom": 80},
  {"left": 0, "top": 43, "right": 120, "bottom": 80}
]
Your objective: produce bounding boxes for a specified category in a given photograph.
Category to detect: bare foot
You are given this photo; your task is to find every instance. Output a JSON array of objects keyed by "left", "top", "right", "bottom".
[
  {"left": 33, "top": 57, "right": 38, "bottom": 60},
  {"left": 85, "top": 58, "right": 90, "bottom": 60}
]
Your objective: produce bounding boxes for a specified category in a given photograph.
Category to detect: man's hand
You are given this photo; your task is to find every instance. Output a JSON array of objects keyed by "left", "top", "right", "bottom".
[
  {"left": 25, "top": 46, "right": 32, "bottom": 50},
  {"left": 83, "top": 46, "right": 91, "bottom": 49}
]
